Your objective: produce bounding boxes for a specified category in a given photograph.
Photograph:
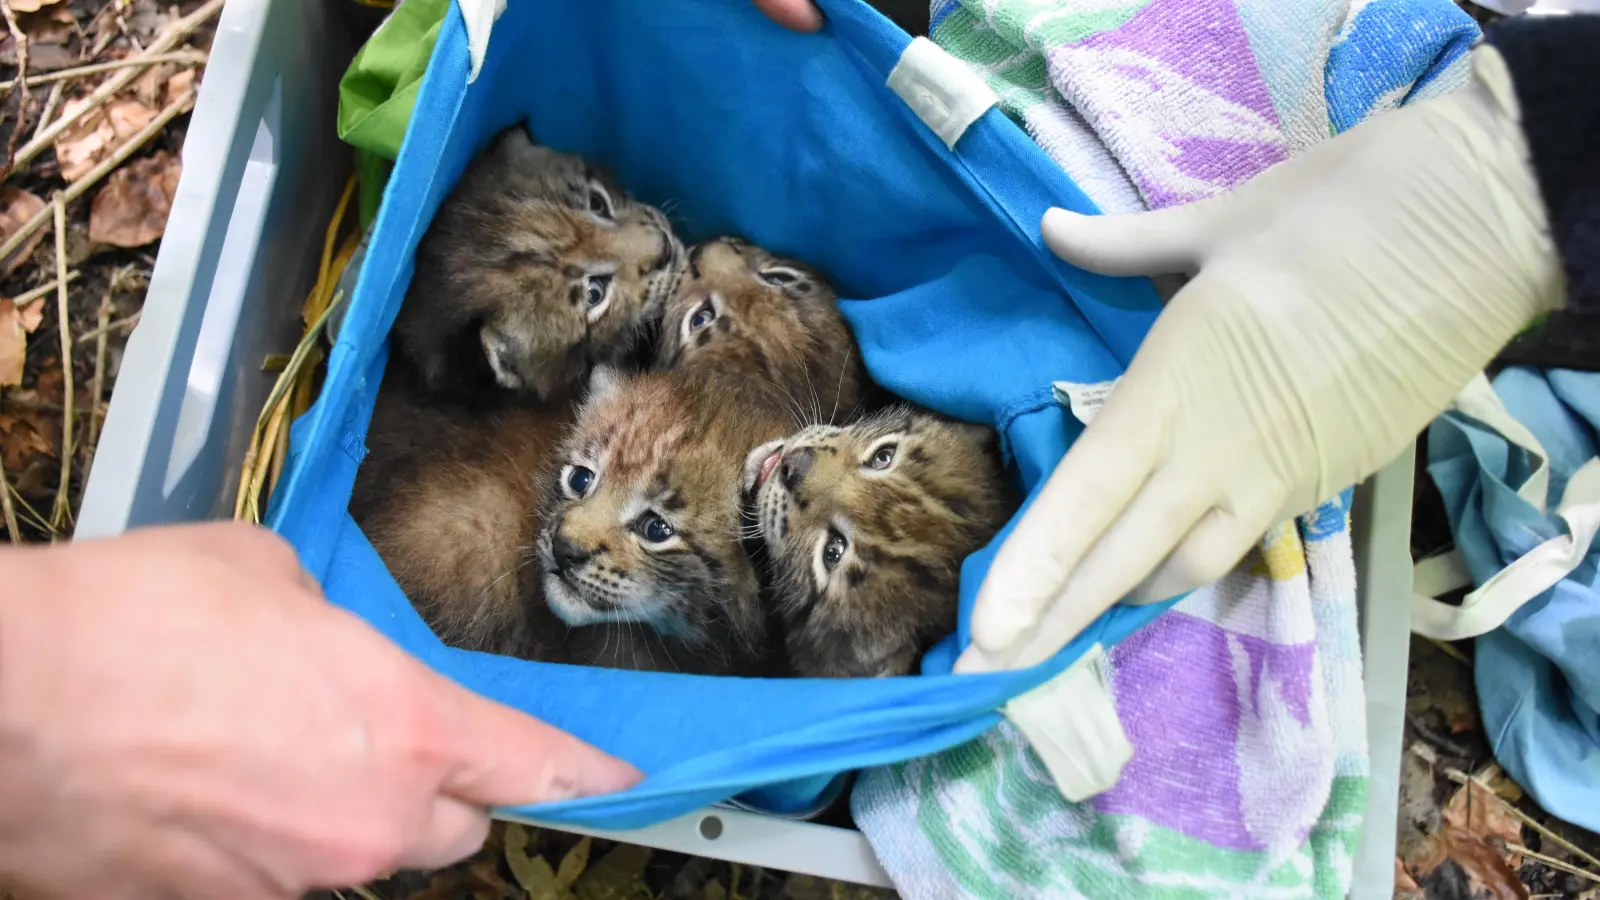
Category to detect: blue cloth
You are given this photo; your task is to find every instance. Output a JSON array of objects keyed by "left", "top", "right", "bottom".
[
  {"left": 267, "top": 0, "right": 1178, "bottom": 830},
  {"left": 1427, "top": 367, "right": 1600, "bottom": 832}
]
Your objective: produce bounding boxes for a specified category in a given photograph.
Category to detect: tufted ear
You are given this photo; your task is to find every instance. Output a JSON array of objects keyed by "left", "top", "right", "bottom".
[
  {"left": 948, "top": 418, "right": 998, "bottom": 450},
  {"left": 490, "top": 123, "right": 543, "bottom": 165}
]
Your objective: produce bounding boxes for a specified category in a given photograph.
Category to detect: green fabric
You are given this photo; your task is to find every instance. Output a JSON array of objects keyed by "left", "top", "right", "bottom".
[{"left": 337, "top": 0, "right": 450, "bottom": 225}]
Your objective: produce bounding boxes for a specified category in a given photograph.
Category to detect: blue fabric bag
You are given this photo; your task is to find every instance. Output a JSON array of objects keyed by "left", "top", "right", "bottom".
[
  {"left": 267, "top": 0, "right": 1179, "bottom": 830},
  {"left": 1427, "top": 368, "right": 1600, "bottom": 833}
]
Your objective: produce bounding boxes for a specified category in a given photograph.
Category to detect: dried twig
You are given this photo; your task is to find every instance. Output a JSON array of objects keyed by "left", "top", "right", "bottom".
[
  {"left": 0, "top": 51, "right": 209, "bottom": 92},
  {"left": 0, "top": 87, "right": 196, "bottom": 267},
  {"left": 75, "top": 310, "right": 137, "bottom": 345},
  {"left": 7, "top": 482, "right": 54, "bottom": 537},
  {"left": 83, "top": 281, "right": 114, "bottom": 481},
  {"left": 1509, "top": 845, "right": 1600, "bottom": 885},
  {"left": 10, "top": 270, "right": 80, "bottom": 308},
  {"left": 31, "top": 82, "right": 64, "bottom": 144},
  {"left": 49, "top": 198, "right": 72, "bottom": 533},
  {"left": 0, "top": 0, "right": 34, "bottom": 180},
  {"left": 1428, "top": 638, "right": 1472, "bottom": 666},
  {"left": 0, "top": 453, "right": 19, "bottom": 545},
  {"left": 11, "top": 0, "right": 221, "bottom": 172},
  {"left": 110, "top": 0, "right": 141, "bottom": 54},
  {"left": 1407, "top": 713, "right": 1474, "bottom": 758},
  {"left": 1444, "top": 767, "right": 1600, "bottom": 872}
]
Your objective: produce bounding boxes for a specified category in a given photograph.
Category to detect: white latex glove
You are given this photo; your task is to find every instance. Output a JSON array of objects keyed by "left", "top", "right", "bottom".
[{"left": 956, "top": 43, "right": 1565, "bottom": 674}]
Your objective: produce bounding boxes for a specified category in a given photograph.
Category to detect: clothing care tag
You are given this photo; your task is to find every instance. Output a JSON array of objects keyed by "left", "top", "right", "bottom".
[
  {"left": 1053, "top": 378, "right": 1121, "bottom": 426},
  {"left": 1001, "top": 644, "right": 1132, "bottom": 802}
]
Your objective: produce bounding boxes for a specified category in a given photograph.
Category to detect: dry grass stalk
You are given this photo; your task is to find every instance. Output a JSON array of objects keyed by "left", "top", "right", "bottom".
[
  {"left": 49, "top": 197, "right": 73, "bottom": 532},
  {"left": 0, "top": 454, "right": 19, "bottom": 545},
  {"left": 109, "top": 0, "right": 141, "bottom": 54},
  {"left": 1445, "top": 767, "right": 1600, "bottom": 872},
  {"left": 1429, "top": 638, "right": 1471, "bottom": 666},
  {"left": 1508, "top": 845, "right": 1600, "bottom": 885},
  {"left": 0, "top": 0, "right": 34, "bottom": 179},
  {"left": 260, "top": 176, "right": 360, "bottom": 498},
  {"left": 11, "top": 270, "right": 79, "bottom": 307},
  {"left": 0, "top": 86, "right": 196, "bottom": 266},
  {"left": 75, "top": 309, "right": 137, "bottom": 344},
  {"left": 7, "top": 482, "right": 53, "bottom": 537},
  {"left": 0, "top": 51, "right": 209, "bottom": 92},
  {"left": 11, "top": 0, "right": 220, "bottom": 171},
  {"left": 83, "top": 280, "right": 115, "bottom": 479},
  {"left": 234, "top": 296, "right": 339, "bottom": 523},
  {"left": 31, "top": 81, "right": 64, "bottom": 143}
]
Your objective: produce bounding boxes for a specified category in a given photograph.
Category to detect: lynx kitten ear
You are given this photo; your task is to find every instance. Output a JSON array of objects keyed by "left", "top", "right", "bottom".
[
  {"left": 585, "top": 364, "right": 625, "bottom": 405},
  {"left": 490, "top": 123, "right": 543, "bottom": 165},
  {"left": 480, "top": 326, "right": 523, "bottom": 390}
]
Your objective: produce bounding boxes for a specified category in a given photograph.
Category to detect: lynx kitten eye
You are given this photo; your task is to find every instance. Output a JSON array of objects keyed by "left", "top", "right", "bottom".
[
  {"left": 866, "top": 443, "right": 897, "bottom": 470},
  {"left": 587, "top": 185, "right": 614, "bottom": 220},
  {"left": 562, "top": 464, "right": 595, "bottom": 498},
  {"left": 635, "top": 512, "right": 676, "bottom": 544},
  {"left": 821, "top": 529, "right": 848, "bottom": 571},
  {"left": 687, "top": 300, "right": 716, "bottom": 333},
  {"left": 758, "top": 267, "right": 802, "bottom": 287},
  {"left": 584, "top": 274, "right": 614, "bottom": 320}
]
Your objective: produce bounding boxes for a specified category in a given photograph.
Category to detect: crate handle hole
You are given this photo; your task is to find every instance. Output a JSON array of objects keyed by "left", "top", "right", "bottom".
[{"left": 698, "top": 815, "right": 724, "bottom": 840}]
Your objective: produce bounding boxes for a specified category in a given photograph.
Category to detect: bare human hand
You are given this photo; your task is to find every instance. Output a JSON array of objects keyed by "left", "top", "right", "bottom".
[
  {"left": 0, "top": 522, "right": 640, "bottom": 900},
  {"left": 752, "top": 0, "right": 823, "bottom": 32}
]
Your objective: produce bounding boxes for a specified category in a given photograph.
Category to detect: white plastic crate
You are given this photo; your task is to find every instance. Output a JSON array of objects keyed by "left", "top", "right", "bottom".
[{"left": 77, "top": 0, "right": 1414, "bottom": 894}]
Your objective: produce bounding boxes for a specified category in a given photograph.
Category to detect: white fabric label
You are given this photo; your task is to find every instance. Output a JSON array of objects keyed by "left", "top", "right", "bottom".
[
  {"left": 456, "top": 0, "right": 506, "bottom": 84},
  {"left": 1001, "top": 644, "right": 1132, "bottom": 802},
  {"left": 886, "top": 37, "right": 999, "bottom": 151},
  {"left": 1053, "top": 378, "right": 1120, "bottom": 426}
]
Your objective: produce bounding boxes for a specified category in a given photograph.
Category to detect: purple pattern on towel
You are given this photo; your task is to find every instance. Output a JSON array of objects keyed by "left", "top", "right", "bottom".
[{"left": 1090, "top": 610, "right": 1318, "bottom": 851}]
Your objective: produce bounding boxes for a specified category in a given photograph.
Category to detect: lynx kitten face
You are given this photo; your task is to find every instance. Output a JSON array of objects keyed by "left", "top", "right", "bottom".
[
  {"left": 745, "top": 406, "right": 1016, "bottom": 678},
  {"left": 654, "top": 236, "right": 867, "bottom": 420},
  {"left": 534, "top": 367, "right": 789, "bottom": 674},
  {"left": 394, "top": 125, "right": 685, "bottom": 402}
]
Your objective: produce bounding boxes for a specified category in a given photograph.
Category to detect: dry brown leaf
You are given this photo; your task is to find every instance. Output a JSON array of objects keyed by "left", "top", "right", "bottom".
[
  {"left": 0, "top": 301, "right": 25, "bottom": 388},
  {"left": 557, "top": 836, "right": 592, "bottom": 889},
  {"left": 165, "top": 67, "right": 196, "bottom": 106},
  {"left": 0, "top": 293, "right": 43, "bottom": 387},
  {"left": 1395, "top": 857, "right": 1424, "bottom": 899},
  {"left": 1476, "top": 763, "right": 1526, "bottom": 804},
  {"left": 572, "top": 843, "right": 653, "bottom": 900},
  {"left": 6, "top": 0, "right": 64, "bottom": 16},
  {"left": 1445, "top": 779, "right": 1526, "bottom": 868},
  {"left": 0, "top": 411, "right": 54, "bottom": 474},
  {"left": 0, "top": 187, "right": 47, "bottom": 276},
  {"left": 505, "top": 824, "right": 575, "bottom": 900},
  {"left": 54, "top": 97, "right": 159, "bottom": 181},
  {"left": 14, "top": 296, "right": 44, "bottom": 334},
  {"left": 20, "top": 5, "right": 77, "bottom": 44},
  {"left": 1406, "top": 825, "right": 1530, "bottom": 900},
  {"left": 89, "top": 150, "right": 181, "bottom": 247}
]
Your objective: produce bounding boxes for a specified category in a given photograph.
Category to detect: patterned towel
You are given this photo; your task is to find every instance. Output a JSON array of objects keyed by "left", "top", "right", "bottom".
[{"left": 851, "top": 2, "right": 1479, "bottom": 897}]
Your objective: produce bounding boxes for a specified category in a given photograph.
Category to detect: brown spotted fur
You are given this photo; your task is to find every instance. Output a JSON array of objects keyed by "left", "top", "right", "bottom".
[
  {"left": 350, "top": 372, "right": 573, "bottom": 657},
  {"left": 744, "top": 406, "right": 1017, "bottom": 678},
  {"left": 533, "top": 367, "right": 793, "bottom": 675},
  {"left": 653, "top": 237, "right": 868, "bottom": 422},
  {"left": 393, "top": 125, "right": 685, "bottom": 404}
]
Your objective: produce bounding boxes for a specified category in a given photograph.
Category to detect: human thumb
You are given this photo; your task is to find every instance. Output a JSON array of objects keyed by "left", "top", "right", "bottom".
[
  {"left": 1041, "top": 203, "right": 1215, "bottom": 278},
  {"left": 435, "top": 682, "right": 642, "bottom": 806}
]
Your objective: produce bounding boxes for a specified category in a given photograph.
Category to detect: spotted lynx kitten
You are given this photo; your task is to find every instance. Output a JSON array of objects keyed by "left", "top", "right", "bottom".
[
  {"left": 391, "top": 125, "right": 685, "bottom": 403},
  {"left": 745, "top": 407, "right": 1017, "bottom": 678}
]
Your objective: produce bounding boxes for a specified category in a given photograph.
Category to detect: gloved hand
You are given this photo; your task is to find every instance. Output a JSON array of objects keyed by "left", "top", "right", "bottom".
[{"left": 957, "top": 43, "right": 1565, "bottom": 674}]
